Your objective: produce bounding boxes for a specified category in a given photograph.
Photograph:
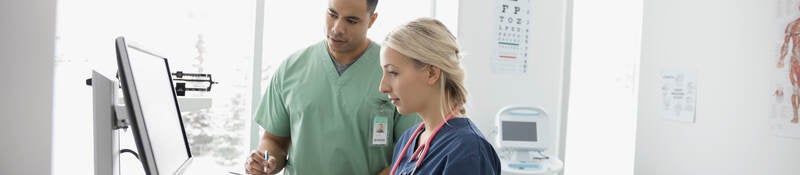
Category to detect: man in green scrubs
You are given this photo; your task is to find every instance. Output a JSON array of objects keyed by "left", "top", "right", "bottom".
[{"left": 244, "top": 0, "right": 420, "bottom": 174}]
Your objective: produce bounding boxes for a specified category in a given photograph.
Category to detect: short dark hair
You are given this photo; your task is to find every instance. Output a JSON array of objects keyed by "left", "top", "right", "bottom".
[{"left": 367, "top": 0, "right": 378, "bottom": 14}]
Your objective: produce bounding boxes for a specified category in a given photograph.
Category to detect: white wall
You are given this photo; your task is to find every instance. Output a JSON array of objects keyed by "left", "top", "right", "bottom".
[
  {"left": 635, "top": 0, "right": 800, "bottom": 174},
  {"left": 0, "top": 0, "right": 56, "bottom": 174},
  {"left": 459, "top": 0, "right": 570, "bottom": 159}
]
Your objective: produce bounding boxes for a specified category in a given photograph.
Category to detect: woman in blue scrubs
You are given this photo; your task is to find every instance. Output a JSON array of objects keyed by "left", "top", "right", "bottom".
[{"left": 379, "top": 18, "right": 501, "bottom": 175}]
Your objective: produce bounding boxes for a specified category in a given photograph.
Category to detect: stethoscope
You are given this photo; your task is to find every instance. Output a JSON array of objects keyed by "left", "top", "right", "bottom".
[{"left": 389, "top": 108, "right": 458, "bottom": 175}]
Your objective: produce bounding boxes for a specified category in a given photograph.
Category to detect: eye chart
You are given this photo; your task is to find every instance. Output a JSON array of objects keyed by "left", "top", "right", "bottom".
[{"left": 493, "top": 0, "right": 531, "bottom": 75}]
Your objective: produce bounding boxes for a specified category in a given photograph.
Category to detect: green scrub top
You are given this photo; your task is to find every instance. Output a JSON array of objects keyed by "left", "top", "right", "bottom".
[{"left": 255, "top": 40, "right": 421, "bottom": 175}]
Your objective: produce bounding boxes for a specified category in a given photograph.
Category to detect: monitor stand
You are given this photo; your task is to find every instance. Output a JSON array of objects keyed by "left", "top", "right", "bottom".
[{"left": 90, "top": 71, "right": 131, "bottom": 175}]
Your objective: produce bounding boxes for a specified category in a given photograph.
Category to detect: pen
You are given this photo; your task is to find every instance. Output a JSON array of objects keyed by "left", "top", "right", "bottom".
[{"left": 264, "top": 151, "right": 269, "bottom": 173}]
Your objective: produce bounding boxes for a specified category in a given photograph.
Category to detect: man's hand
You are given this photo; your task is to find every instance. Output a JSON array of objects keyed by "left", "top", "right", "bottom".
[
  {"left": 245, "top": 131, "right": 290, "bottom": 175},
  {"left": 245, "top": 150, "right": 269, "bottom": 175}
]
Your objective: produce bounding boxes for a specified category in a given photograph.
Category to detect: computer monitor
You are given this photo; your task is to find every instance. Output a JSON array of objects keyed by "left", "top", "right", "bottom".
[
  {"left": 115, "top": 37, "right": 193, "bottom": 175},
  {"left": 496, "top": 106, "right": 548, "bottom": 151}
]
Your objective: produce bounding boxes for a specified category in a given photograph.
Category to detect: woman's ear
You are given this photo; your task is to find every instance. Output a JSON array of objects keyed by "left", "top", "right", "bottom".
[{"left": 427, "top": 66, "right": 441, "bottom": 85}]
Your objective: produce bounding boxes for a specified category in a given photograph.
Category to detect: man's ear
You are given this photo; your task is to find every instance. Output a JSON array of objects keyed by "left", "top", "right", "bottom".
[
  {"left": 368, "top": 12, "right": 378, "bottom": 28},
  {"left": 427, "top": 66, "right": 441, "bottom": 85}
]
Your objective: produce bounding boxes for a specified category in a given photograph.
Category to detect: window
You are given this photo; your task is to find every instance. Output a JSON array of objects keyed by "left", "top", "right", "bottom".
[
  {"left": 53, "top": 0, "right": 455, "bottom": 174},
  {"left": 53, "top": 0, "right": 255, "bottom": 174}
]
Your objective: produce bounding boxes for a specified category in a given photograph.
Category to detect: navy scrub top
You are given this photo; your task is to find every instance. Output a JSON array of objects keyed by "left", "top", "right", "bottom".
[{"left": 391, "top": 117, "right": 501, "bottom": 175}]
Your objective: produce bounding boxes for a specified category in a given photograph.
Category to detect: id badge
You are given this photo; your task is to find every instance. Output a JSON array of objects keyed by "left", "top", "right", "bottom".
[{"left": 370, "top": 103, "right": 391, "bottom": 146}]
